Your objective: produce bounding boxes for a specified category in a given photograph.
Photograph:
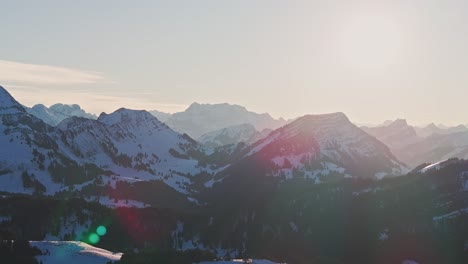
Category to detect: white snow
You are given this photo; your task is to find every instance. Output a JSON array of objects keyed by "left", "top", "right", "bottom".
[
  {"left": 85, "top": 196, "right": 150, "bottom": 208},
  {"left": 374, "top": 172, "right": 388, "bottom": 180},
  {"left": 353, "top": 187, "right": 383, "bottom": 196},
  {"left": 378, "top": 229, "right": 389, "bottom": 241},
  {"left": 30, "top": 241, "right": 122, "bottom": 264},
  {"left": 420, "top": 160, "right": 449, "bottom": 173},
  {"left": 432, "top": 207, "right": 468, "bottom": 221},
  {"left": 197, "top": 259, "right": 284, "bottom": 264},
  {"left": 204, "top": 177, "right": 225, "bottom": 188},
  {"left": 289, "top": 221, "right": 298, "bottom": 232}
]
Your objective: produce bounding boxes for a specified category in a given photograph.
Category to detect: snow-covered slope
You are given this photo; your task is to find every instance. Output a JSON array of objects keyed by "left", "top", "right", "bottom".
[
  {"left": 243, "top": 113, "right": 407, "bottom": 179},
  {"left": 198, "top": 123, "right": 267, "bottom": 148},
  {"left": 165, "top": 103, "right": 287, "bottom": 138},
  {"left": 31, "top": 241, "right": 122, "bottom": 264},
  {"left": 26, "top": 103, "right": 97, "bottom": 126}
]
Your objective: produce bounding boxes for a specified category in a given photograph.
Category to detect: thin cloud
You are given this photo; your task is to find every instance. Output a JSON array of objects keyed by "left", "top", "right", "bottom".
[{"left": 0, "top": 59, "right": 112, "bottom": 85}]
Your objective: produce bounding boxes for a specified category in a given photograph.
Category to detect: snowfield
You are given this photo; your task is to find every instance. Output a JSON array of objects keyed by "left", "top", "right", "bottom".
[{"left": 30, "top": 241, "right": 122, "bottom": 264}]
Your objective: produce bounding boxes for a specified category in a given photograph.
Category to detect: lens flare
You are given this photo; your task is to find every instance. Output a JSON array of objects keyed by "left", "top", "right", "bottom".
[
  {"left": 88, "top": 233, "right": 100, "bottom": 244},
  {"left": 96, "top": 225, "right": 107, "bottom": 236}
]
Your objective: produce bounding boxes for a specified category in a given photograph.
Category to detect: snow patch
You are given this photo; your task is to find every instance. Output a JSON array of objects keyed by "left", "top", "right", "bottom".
[
  {"left": 85, "top": 196, "right": 150, "bottom": 208},
  {"left": 30, "top": 241, "right": 122, "bottom": 264},
  {"left": 197, "top": 259, "right": 284, "bottom": 264},
  {"left": 433, "top": 207, "right": 468, "bottom": 221},
  {"left": 419, "top": 160, "right": 449, "bottom": 173},
  {"left": 378, "top": 229, "right": 389, "bottom": 241}
]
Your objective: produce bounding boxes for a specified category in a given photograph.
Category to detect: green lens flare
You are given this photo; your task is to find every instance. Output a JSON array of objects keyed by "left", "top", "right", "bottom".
[
  {"left": 88, "top": 233, "right": 100, "bottom": 244},
  {"left": 96, "top": 225, "right": 107, "bottom": 236}
]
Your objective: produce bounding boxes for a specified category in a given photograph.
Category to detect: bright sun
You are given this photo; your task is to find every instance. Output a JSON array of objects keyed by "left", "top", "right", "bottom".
[{"left": 338, "top": 15, "right": 404, "bottom": 71}]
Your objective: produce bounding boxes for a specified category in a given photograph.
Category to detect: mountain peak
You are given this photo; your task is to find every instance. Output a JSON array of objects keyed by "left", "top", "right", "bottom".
[
  {"left": 185, "top": 102, "right": 247, "bottom": 113},
  {"left": 389, "top": 119, "right": 408, "bottom": 127},
  {"left": 290, "top": 112, "right": 350, "bottom": 128},
  {"left": 50, "top": 103, "right": 82, "bottom": 112},
  {"left": 303, "top": 112, "right": 348, "bottom": 120},
  {"left": 98, "top": 108, "right": 162, "bottom": 126},
  {"left": 425, "top": 123, "right": 439, "bottom": 130},
  {"left": 0, "top": 85, "right": 25, "bottom": 114},
  {"left": 31, "top": 104, "right": 48, "bottom": 110}
]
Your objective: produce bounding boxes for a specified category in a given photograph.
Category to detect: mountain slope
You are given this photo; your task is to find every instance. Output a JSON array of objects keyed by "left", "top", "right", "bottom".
[{"left": 165, "top": 103, "right": 286, "bottom": 138}]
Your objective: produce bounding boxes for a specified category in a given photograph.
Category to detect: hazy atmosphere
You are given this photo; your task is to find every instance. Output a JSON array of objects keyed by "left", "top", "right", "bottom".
[
  {"left": 3, "top": 2, "right": 468, "bottom": 264},
  {"left": 2, "top": 0, "right": 468, "bottom": 125}
]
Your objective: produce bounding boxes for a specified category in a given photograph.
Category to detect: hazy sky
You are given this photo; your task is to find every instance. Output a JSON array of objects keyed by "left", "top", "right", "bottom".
[{"left": 1, "top": 0, "right": 468, "bottom": 125}]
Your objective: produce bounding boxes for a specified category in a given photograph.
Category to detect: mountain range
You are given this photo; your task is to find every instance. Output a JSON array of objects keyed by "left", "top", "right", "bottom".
[
  {"left": 4, "top": 84, "right": 468, "bottom": 195},
  {"left": 362, "top": 119, "right": 468, "bottom": 166},
  {"left": 2, "top": 84, "right": 468, "bottom": 263},
  {"left": 0, "top": 85, "right": 412, "bottom": 200}
]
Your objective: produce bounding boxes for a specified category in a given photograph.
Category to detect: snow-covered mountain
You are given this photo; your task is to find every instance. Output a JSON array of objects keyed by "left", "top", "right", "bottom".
[
  {"left": 165, "top": 103, "right": 287, "bottom": 138},
  {"left": 197, "top": 123, "right": 270, "bottom": 148},
  {"left": 53, "top": 108, "right": 205, "bottom": 193},
  {"left": 26, "top": 103, "right": 97, "bottom": 126},
  {"left": 225, "top": 113, "right": 407, "bottom": 180},
  {"left": 0, "top": 86, "right": 211, "bottom": 196},
  {"left": 0, "top": 85, "right": 80, "bottom": 194}
]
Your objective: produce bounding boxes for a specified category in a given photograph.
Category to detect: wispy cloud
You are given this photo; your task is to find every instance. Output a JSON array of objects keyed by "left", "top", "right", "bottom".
[
  {"left": 0, "top": 59, "right": 112, "bottom": 85},
  {"left": 0, "top": 60, "right": 188, "bottom": 114}
]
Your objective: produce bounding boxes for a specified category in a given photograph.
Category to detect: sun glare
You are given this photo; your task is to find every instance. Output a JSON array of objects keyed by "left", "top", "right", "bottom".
[{"left": 338, "top": 15, "right": 404, "bottom": 71}]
